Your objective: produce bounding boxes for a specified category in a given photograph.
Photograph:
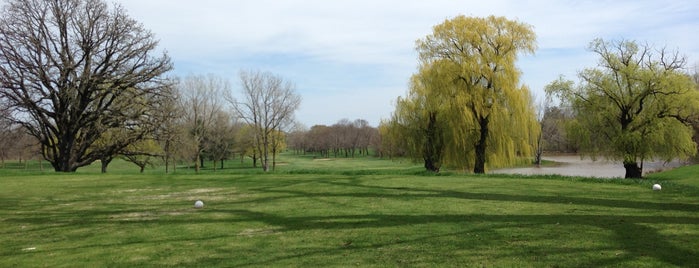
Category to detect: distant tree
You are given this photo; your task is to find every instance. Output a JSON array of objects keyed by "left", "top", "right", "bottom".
[
  {"left": 152, "top": 86, "right": 184, "bottom": 173},
  {"left": 228, "top": 70, "right": 301, "bottom": 172},
  {"left": 0, "top": 101, "right": 14, "bottom": 166},
  {"left": 396, "top": 15, "right": 539, "bottom": 173},
  {"left": 204, "top": 110, "right": 236, "bottom": 171},
  {"left": 121, "top": 138, "right": 162, "bottom": 173},
  {"left": 0, "top": 0, "right": 172, "bottom": 172},
  {"left": 547, "top": 39, "right": 699, "bottom": 178},
  {"left": 234, "top": 123, "right": 258, "bottom": 166},
  {"left": 306, "top": 125, "right": 332, "bottom": 157},
  {"left": 354, "top": 119, "right": 377, "bottom": 156},
  {"left": 540, "top": 105, "right": 576, "bottom": 153},
  {"left": 286, "top": 123, "right": 308, "bottom": 155},
  {"left": 377, "top": 120, "right": 408, "bottom": 159},
  {"left": 178, "top": 74, "right": 228, "bottom": 173},
  {"left": 269, "top": 129, "right": 287, "bottom": 170}
]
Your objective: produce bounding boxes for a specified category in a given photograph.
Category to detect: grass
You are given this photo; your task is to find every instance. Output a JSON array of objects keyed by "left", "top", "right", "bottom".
[{"left": 1, "top": 154, "right": 698, "bottom": 267}]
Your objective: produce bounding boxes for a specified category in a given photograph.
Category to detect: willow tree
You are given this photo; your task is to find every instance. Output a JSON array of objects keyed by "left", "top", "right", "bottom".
[
  {"left": 410, "top": 15, "right": 539, "bottom": 173},
  {"left": 547, "top": 39, "right": 699, "bottom": 178},
  {"left": 390, "top": 61, "right": 450, "bottom": 172}
]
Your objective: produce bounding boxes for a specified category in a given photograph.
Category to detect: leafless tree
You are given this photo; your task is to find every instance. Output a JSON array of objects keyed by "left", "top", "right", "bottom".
[
  {"left": 151, "top": 85, "right": 183, "bottom": 173},
  {"left": 0, "top": 0, "right": 173, "bottom": 172},
  {"left": 178, "top": 74, "right": 228, "bottom": 173},
  {"left": 228, "top": 70, "right": 301, "bottom": 172}
]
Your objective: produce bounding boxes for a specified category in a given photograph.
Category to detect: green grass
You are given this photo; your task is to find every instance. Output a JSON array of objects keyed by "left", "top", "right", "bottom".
[{"left": 1, "top": 154, "right": 698, "bottom": 267}]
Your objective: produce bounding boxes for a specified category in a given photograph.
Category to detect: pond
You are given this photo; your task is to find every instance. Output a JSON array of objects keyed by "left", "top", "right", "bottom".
[{"left": 492, "top": 154, "right": 687, "bottom": 178}]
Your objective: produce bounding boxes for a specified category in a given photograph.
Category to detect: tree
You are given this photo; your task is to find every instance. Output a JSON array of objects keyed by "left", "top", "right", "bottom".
[
  {"left": 152, "top": 85, "right": 183, "bottom": 173},
  {"left": 0, "top": 0, "right": 172, "bottom": 172},
  {"left": 547, "top": 39, "right": 699, "bottom": 178},
  {"left": 228, "top": 70, "right": 301, "bottom": 172},
  {"left": 540, "top": 105, "right": 576, "bottom": 153},
  {"left": 121, "top": 138, "right": 162, "bottom": 173},
  {"left": 390, "top": 62, "right": 449, "bottom": 172},
  {"left": 204, "top": 110, "right": 236, "bottom": 171},
  {"left": 403, "top": 15, "right": 538, "bottom": 173},
  {"left": 178, "top": 74, "right": 227, "bottom": 173}
]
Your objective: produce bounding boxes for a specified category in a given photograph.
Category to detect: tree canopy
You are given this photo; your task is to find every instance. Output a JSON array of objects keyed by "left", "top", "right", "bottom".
[
  {"left": 546, "top": 39, "right": 699, "bottom": 178},
  {"left": 228, "top": 70, "right": 301, "bottom": 172},
  {"left": 0, "top": 0, "right": 172, "bottom": 172},
  {"left": 387, "top": 15, "right": 539, "bottom": 173}
]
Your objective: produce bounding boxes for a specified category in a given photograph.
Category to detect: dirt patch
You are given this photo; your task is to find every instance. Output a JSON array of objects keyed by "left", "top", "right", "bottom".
[
  {"left": 312, "top": 158, "right": 333, "bottom": 161},
  {"left": 238, "top": 228, "right": 281, "bottom": 237},
  {"left": 109, "top": 210, "right": 187, "bottom": 221},
  {"left": 142, "top": 188, "right": 235, "bottom": 201}
]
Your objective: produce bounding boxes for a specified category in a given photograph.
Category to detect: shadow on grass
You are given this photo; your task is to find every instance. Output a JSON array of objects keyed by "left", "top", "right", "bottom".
[
  {"left": 219, "top": 210, "right": 697, "bottom": 267},
  {"left": 2, "top": 176, "right": 698, "bottom": 267}
]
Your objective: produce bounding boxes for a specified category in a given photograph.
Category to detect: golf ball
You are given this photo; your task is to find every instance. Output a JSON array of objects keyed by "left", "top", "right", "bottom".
[
  {"left": 194, "top": 200, "right": 204, "bottom": 208},
  {"left": 652, "top": 184, "right": 661, "bottom": 191}
]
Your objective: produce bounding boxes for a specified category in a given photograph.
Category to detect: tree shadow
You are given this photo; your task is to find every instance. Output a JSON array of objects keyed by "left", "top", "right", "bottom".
[{"left": 2, "top": 176, "right": 698, "bottom": 266}]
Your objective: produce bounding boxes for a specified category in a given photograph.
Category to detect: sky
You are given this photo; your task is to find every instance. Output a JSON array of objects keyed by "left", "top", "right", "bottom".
[{"left": 118, "top": 0, "right": 699, "bottom": 127}]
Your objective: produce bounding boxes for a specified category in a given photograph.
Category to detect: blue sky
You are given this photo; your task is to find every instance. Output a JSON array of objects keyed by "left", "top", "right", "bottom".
[{"left": 118, "top": 0, "right": 699, "bottom": 127}]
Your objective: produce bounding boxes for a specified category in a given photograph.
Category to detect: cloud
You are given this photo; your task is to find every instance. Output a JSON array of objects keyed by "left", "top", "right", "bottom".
[{"left": 118, "top": 0, "right": 699, "bottom": 126}]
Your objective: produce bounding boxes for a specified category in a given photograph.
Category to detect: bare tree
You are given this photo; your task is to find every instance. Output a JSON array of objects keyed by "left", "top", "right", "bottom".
[
  {"left": 178, "top": 74, "right": 228, "bottom": 173},
  {"left": 0, "top": 0, "right": 173, "bottom": 172},
  {"left": 151, "top": 85, "right": 183, "bottom": 173},
  {"left": 228, "top": 70, "right": 301, "bottom": 172}
]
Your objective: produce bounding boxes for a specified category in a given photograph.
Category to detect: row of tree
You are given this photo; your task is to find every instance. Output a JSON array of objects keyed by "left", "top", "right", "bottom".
[
  {"left": 287, "top": 119, "right": 379, "bottom": 158},
  {"left": 0, "top": 0, "right": 301, "bottom": 173},
  {"left": 2, "top": 1, "right": 698, "bottom": 177},
  {"left": 381, "top": 15, "right": 699, "bottom": 178}
]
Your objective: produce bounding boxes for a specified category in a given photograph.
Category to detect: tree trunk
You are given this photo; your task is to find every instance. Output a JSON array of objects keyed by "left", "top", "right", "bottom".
[
  {"left": 624, "top": 161, "right": 642, "bottom": 178},
  {"left": 194, "top": 154, "right": 200, "bottom": 173},
  {"left": 474, "top": 116, "right": 489, "bottom": 174},
  {"left": 100, "top": 156, "right": 113, "bottom": 174},
  {"left": 534, "top": 128, "right": 543, "bottom": 166},
  {"left": 423, "top": 112, "right": 442, "bottom": 173},
  {"left": 272, "top": 147, "right": 277, "bottom": 171}
]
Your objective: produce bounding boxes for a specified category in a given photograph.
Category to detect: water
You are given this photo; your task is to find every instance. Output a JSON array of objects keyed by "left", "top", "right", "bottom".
[{"left": 492, "top": 155, "right": 686, "bottom": 178}]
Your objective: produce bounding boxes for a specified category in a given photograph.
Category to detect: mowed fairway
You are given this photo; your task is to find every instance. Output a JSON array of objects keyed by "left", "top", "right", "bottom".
[{"left": 1, "top": 156, "right": 698, "bottom": 267}]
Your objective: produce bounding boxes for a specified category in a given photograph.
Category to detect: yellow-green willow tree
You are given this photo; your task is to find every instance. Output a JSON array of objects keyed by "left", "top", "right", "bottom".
[
  {"left": 390, "top": 61, "right": 450, "bottom": 172},
  {"left": 400, "top": 15, "right": 539, "bottom": 173},
  {"left": 546, "top": 39, "right": 699, "bottom": 178}
]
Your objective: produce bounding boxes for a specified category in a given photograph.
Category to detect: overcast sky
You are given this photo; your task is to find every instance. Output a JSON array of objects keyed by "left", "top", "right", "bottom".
[{"left": 118, "top": 0, "right": 699, "bottom": 127}]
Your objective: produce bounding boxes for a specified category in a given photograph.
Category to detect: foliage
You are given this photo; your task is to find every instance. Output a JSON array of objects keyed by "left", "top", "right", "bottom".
[
  {"left": 390, "top": 62, "right": 450, "bottom": 171},
  {"left": 0, "top": 0, "right": 173, "bottom": 172},
  {"left": 547, "top": 39, "right": 699, "bottom": 178},
  {"left": 387, "top": 15, "right": 539, "bottom": 173}
]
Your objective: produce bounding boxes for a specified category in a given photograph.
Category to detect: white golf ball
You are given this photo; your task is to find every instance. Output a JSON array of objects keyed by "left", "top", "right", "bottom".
[
  {"left": 652, "top": 184, "right": 661, "bottom": 191},
  {"left": 194, "top": 200, "right": 204, "bottom": 208}
]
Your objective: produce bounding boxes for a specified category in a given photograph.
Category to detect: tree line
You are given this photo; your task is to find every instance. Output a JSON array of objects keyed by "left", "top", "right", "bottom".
[
  {"left": 0, "top": 0, "right": 300, "bottom": 173},
  {"left": 2, "top": 0, "right": 698, "bottom": 177},
  {"left": 287, "top": 119, "right": 380, "bottom": 158},
  {"left": 380, "top": 15, "right": 699, "bottom": 178}
]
